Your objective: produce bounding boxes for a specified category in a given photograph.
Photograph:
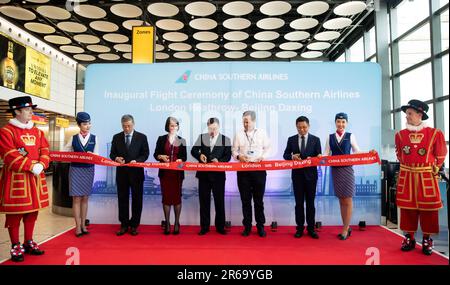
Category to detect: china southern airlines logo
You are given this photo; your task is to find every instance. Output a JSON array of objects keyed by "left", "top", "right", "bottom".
[
  {"left": 175, "top": 70, "right": 191, "bottom": 83},
  {"left": 319, "top": 157, "right": 328, "bottom": 165}
]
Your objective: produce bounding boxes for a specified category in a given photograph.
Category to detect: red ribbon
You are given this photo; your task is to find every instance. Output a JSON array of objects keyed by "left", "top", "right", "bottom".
[{"left": 49, "top": 151, "right": 381, "bottom": 172}]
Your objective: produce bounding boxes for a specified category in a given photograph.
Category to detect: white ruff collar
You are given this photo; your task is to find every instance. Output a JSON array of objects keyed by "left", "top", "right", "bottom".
[
  {"left": 9, "top": 118, "right": 34, "bottom": 130},
  {"left": 405, "top": 122, "right": 427, "bottom": 132}
]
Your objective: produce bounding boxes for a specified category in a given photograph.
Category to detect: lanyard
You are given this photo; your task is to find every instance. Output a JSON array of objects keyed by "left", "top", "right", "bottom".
[{"left": 245, "top": 129, "right": 257, "bottom": 149}]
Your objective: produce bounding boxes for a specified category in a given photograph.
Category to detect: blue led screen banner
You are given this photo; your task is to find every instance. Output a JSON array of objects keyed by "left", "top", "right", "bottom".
[{"left": 85, "top": 62, "right": 381, "bottom": 225}]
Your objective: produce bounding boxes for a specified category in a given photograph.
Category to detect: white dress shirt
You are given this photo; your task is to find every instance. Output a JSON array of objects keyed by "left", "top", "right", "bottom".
[
  {"left": 232, "top": 128, "right": 271, "bottom": 161},
  {"left": 64, "top": 133, "right": 99, "bottom": 154},
  {"left": 209, "top": 133, "right": 219, "bottom": 151},
  {"left": 324, "top": 131, "right": 360, "bottom": 155}
]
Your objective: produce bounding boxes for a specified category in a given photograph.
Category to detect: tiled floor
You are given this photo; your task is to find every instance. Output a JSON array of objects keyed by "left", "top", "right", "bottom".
[{"left": 0, "top": 176, "right": 74, "bottom": 262}]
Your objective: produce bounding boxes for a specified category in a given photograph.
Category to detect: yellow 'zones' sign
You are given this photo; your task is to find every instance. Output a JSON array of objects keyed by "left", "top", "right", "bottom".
[
  {"left": 132, "top": 26, "right": 155, "bottom": 64},
  {"left": 56, "top": 117, "right": 69, "bottom": 128},
  {"left": 25, "top": 47, "right": 51, "bottom": 99}
]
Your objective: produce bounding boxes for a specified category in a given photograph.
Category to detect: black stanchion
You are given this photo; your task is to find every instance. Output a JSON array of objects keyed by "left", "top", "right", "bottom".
[
  {"left": 358, "top": 221, "right": 366, "bottom": 231},
  {"left": 52, "top": 162, "right": 72, "bottom": 216},
  {"left": 315, "top": 221, "right": 322, "bottom": 231},
  {"left": 271, "top": 221, "right": 277, "bottom": 232}
]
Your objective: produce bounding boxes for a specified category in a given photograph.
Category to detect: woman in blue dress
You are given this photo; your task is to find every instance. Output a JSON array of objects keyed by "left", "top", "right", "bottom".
[
  {"left": 324, "top": 113, "right": 376, "bottom": 240},
  {"left": 64, "top": 112, "right": 98, "bottom": 237}
]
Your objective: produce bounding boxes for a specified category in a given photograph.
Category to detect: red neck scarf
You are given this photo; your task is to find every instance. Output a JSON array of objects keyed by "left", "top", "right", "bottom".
[
  {"left": 80, "top": 131, "right": 89, "bottom": 138},
  {"left": 336, "top": 130, "right": 344, "bottom": 137}
]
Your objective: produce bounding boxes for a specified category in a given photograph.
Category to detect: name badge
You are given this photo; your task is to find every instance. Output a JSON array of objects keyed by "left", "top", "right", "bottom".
[{"left": 247, "top": 150, "right": 261, "bottom": 162}]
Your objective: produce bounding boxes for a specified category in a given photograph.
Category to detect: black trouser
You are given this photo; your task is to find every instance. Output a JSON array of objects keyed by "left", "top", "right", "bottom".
[
  {"left": 237, "top": 171, "right": 267, "bottom": 230},
  {"left": 292, "top": 174, "right": 317, "bottom": 232},
  {"left": 116, "top": 171, "right": 144, "bottom": 228},
  {"left": 198, "top": 174, "right": 226, "bottom": 231}
]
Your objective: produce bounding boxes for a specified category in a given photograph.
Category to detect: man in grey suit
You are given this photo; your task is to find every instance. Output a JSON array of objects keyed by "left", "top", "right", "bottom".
[{"left": 110, "top": 114, "right": 149, "bottom": 236}]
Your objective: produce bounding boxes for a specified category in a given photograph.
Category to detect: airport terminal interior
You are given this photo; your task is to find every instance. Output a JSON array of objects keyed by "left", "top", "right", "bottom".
[{"left": 0, "top": 0, "right": 448, "bottom": 265}]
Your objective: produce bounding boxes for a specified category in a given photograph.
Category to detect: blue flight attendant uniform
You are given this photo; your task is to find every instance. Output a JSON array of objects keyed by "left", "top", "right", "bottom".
[
  {"left": 69, "top": 134, "right": 96, "bottom": 197},
  {"left": 329, "top": 132, "right": 355, "bottom": 198}
]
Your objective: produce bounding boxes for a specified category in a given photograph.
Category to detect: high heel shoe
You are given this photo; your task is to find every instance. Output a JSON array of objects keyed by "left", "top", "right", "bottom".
[
  {"left": 173, "top": 223, "right": 180, "bottom": 235},
  {"left": 164, "top": 222, "right": 170, "bottom": 235},
  {"left": 338, "top": 227, "right": 352, "bottom": 240}
]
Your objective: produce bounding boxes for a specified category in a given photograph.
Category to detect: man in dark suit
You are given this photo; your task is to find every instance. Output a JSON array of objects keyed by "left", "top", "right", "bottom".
[
  {"left": 191, "top": 118, "right": 231, "bottom": 235},
  {"left": 283, "top": 116, "right": 322, "bottom": 239},
  {"left": 110, "top": 114, "right": 149, "bottom": 236}
]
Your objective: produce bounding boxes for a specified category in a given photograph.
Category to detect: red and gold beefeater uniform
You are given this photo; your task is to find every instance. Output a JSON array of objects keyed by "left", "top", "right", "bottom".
[
  {"left": 0, "top": 122, "right": 50, "bottom": 214},
  {"left": 395, "top": 125, "right": 447, "bottom": 234}
]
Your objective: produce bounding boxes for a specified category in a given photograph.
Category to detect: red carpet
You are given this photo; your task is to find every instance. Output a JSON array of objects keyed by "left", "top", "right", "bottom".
[{"left": 1, "top": 225, "right": 448, "bottom": 265}]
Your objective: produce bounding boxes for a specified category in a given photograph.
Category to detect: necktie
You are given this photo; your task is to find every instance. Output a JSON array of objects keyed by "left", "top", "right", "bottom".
[
  {"left": 300, "top": 135, "right": 305, "bottom": 158},
  {"left": 125, "top": 134, "right": 131, "bottom": 149},
  {"left": 210, "top": 135, "right": 214, "bottom": 152}
]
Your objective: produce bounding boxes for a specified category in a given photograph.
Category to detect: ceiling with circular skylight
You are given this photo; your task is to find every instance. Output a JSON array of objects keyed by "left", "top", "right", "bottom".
[{"left": 0, "top": 1, "right": 374, "bottom": 64}]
